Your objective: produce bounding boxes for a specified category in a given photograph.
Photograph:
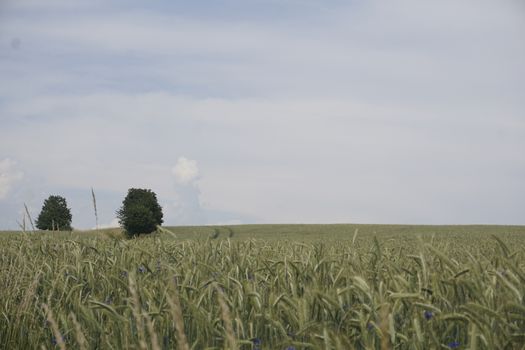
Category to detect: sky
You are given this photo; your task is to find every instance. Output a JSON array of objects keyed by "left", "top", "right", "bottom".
[{"left": 0, "top": 0, "right": 524, "bottom": 229}]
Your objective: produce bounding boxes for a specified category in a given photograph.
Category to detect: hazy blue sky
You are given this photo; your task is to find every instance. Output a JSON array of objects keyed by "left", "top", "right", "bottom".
[{"left": 0, "top": 0, "right": 524, "bottom": 229}]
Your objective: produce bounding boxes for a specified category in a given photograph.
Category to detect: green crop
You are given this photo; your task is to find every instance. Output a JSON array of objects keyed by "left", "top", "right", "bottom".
[{"left": 0, "top": 224, "right": 524, "bottom": 349}]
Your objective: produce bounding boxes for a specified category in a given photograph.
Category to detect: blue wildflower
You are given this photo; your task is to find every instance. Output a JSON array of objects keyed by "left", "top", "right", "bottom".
[
  {"left": 120, "top": 271, "right": 128, "bottom": 278},
  {"left": 367, "top": 322, "right": 374, "bottom": 331},
  {"left": 138, "top": 265, "right": 146, "bottom": 273},
  {"left": 448, "top": 341, "right": 460, "bottom": 348},
  {"left": 51, "top": 335, "right": 66, "bottom": 346},
  {"left": 251, "top": 337, "right": 262, "bottom": 349},
  {"left": 424, "top": 310, "right": 433, "bottom": 320}
]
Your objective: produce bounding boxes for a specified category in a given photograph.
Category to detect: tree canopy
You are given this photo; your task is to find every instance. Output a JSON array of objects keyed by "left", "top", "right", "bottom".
[
  {"left": 35, "top": 195, "right": 73, "bottom": 231},
  {"left": 117, "top": 188, "right": 163, "bottom": 236}
]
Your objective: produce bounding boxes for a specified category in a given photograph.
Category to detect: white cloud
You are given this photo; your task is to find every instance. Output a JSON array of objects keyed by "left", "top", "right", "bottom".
[
  {"left": 172, "top": 157, "right": 199, "bottom": 185},
  {"left": 0, "top": 158, "right": 23, "bottom": 199},
  {"left": 210, "top": 219, "right": 243, "bottom": 226},
  {"left": 97, "top": 217, "right": 120, "bottom": 229}
]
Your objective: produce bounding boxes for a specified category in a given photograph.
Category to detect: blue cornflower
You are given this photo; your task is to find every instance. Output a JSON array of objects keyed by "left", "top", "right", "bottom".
[
  {"left": 51, "top": 335, "right": 66, "bottom": 345},
  {"left": 424, "top": 310, "right": 433, "bottom": 320},
  {"left": 448, "top": 341, "right": 460, "bottom": 348},
  {"left": 138, "top": 265, "right": 146, "bottom": 273},
  {"left": 251, "top": 337, "right": 262, "bottom": 349}
]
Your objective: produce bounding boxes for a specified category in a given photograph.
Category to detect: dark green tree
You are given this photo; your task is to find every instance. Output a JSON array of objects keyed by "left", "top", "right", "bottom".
[
  {"left": 117, "top": 188, "right": 163, "bottom": 236},
  {"left": 35, "top": 195, "right": 73, "bottom": 231}
]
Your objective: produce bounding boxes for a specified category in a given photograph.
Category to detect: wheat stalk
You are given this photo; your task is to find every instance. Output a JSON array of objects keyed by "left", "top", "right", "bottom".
[
  {"left": 42, "top": 304, "right": 66, "bottom": 350},
  {"left": 24, "top": 203, "right": 35, "bottom": 232},
  {"left": 91, "top": 188, "right": 98, "bottom": 230}
]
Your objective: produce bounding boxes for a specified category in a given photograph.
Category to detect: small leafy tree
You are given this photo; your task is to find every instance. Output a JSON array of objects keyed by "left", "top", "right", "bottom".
[
  {"left": 35, "top": 195, "right": 73, "bottom": 231},
  {"left": 117, "top": 188, "right": 163, "bottom": 236}
]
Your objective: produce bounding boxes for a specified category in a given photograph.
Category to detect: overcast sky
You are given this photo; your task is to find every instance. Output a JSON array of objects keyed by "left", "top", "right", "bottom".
[{"left": 0, "top": 0, "right": 524, "bottom": 229}]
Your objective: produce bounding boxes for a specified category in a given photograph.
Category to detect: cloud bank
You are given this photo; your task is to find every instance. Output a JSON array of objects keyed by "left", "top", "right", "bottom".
[
  {"left": 0, "top": 159, "right": 23, "bottom": 200},
  {"left": 0, "top": 0, "right": 523, "bottom": 228}
]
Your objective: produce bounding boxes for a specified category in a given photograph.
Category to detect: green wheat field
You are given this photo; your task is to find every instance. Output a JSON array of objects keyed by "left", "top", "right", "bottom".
[{"left": 1, "top": 224, "right": 525, "bottom": 349}]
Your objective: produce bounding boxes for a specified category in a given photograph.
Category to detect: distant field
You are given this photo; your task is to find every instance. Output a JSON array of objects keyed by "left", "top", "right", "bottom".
[
  {"left": 1, "top": 224, "right": 524, "bottom": 349},
  {"left": 3, "top": 222, "right": 524, "bottom": 240},
  {"left": 166, "top": 223, "right": 525, "bottom": 241}
]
